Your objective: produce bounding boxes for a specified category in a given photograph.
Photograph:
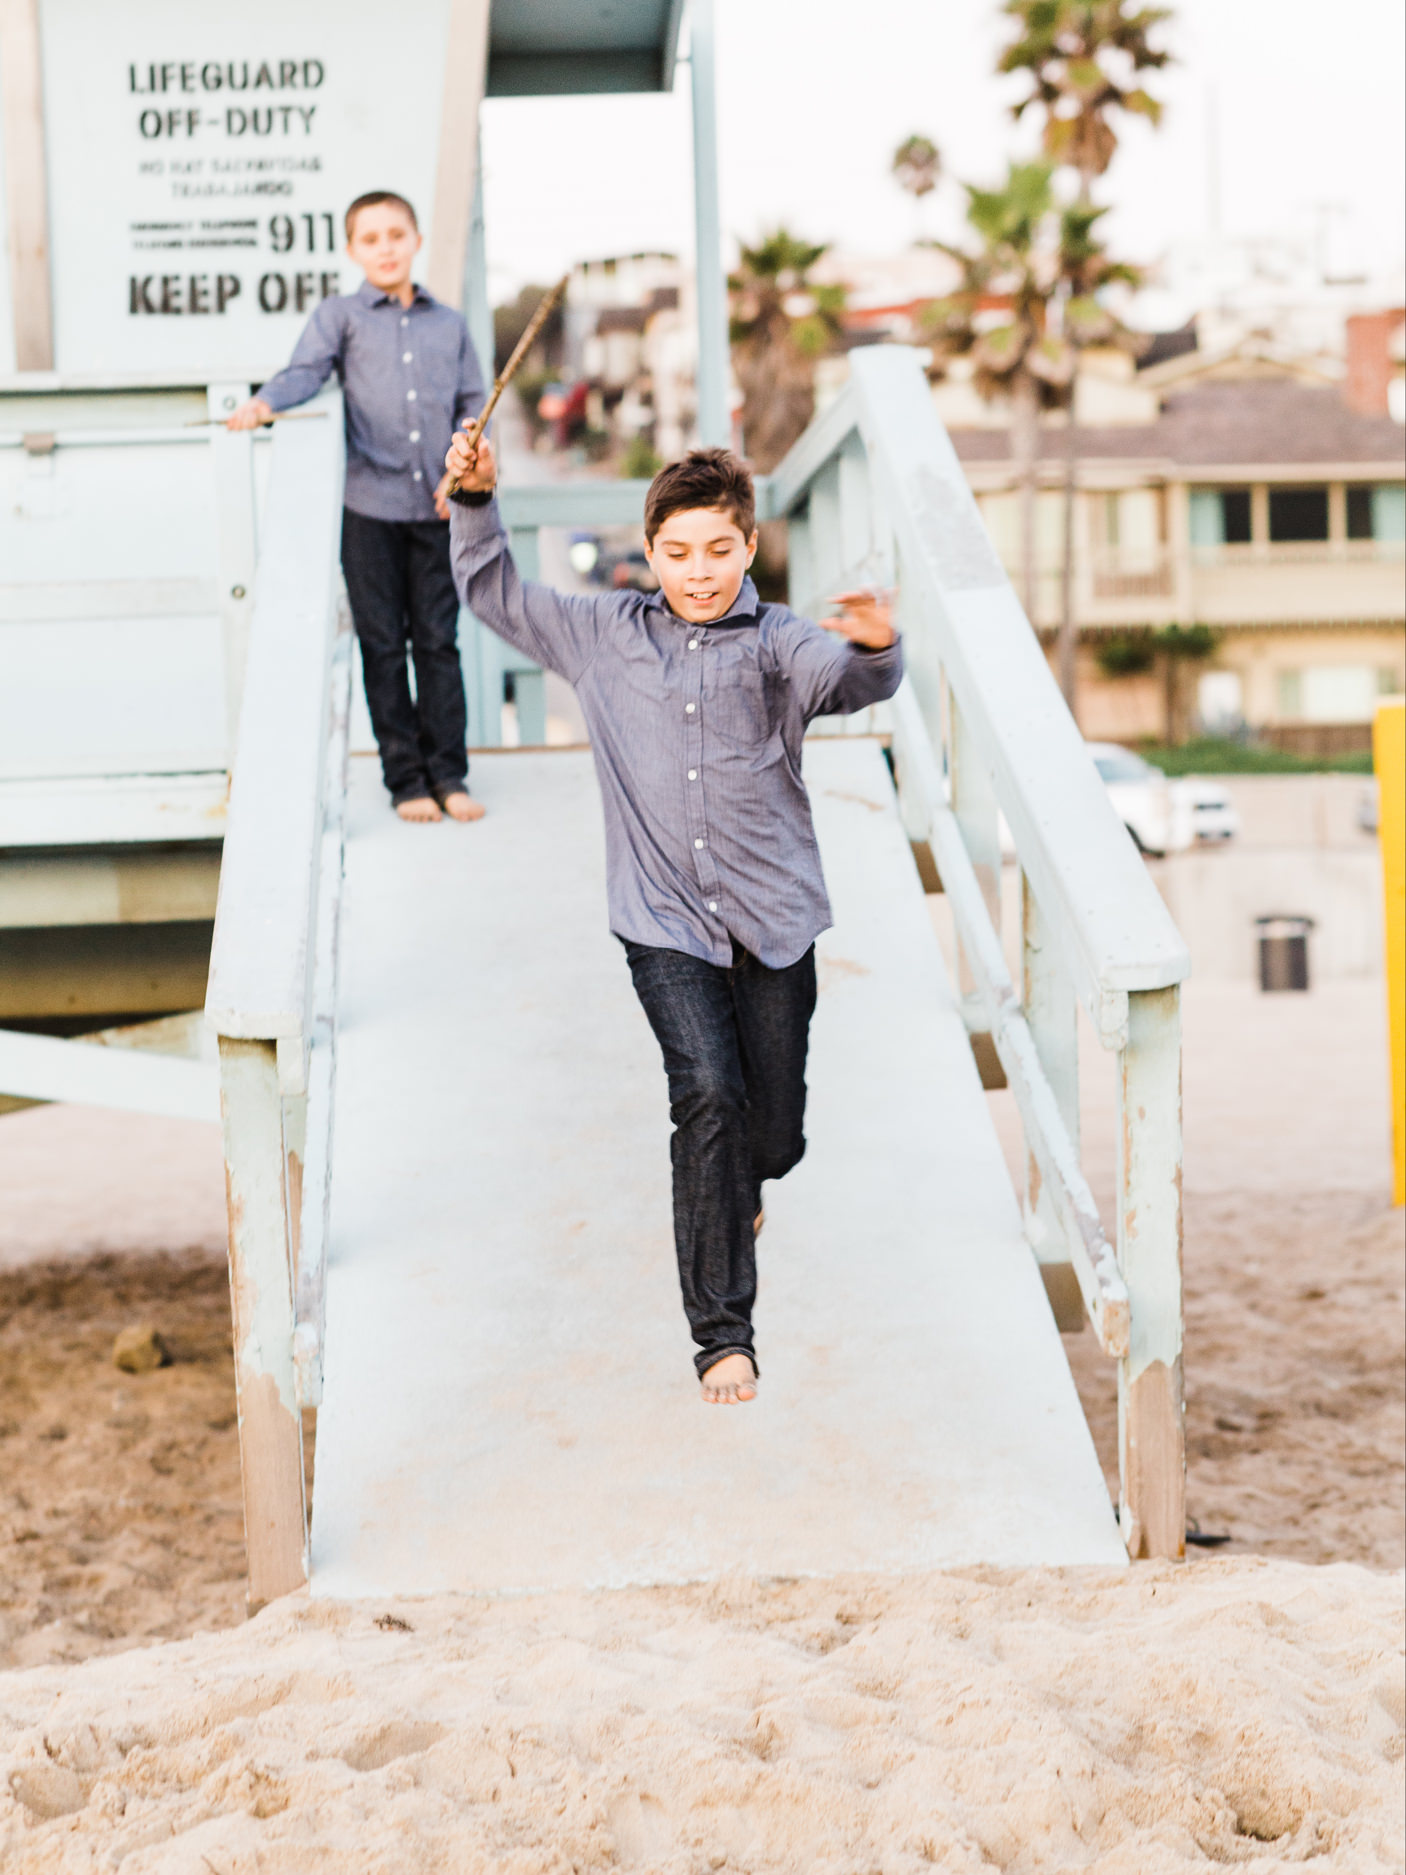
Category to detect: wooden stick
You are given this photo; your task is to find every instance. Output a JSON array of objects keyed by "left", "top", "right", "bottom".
[{"left": 449, "top": 272, "right": 569, "bottom": 485}]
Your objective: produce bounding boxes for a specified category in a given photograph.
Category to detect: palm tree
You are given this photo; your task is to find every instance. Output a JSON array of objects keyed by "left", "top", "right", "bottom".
[
  {"left": 999, "top": 1, "right": 1172, "bottom": 197},
  {"left": 999, "top": 0, "right": 1173, "bottom": 708},
  {"left": 1050, "top": 203, "right": 1142, "bottom": 701},
  {"left": 729, "top": 229, "right": 847, "bottom": 472},
  {"left": 920, "top": 162, "right": 1072, "bottom": 618},
  {"left": 892, "top": 135, "right": 942, "bottom": 239}
]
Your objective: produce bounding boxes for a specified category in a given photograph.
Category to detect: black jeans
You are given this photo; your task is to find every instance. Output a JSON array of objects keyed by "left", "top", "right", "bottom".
[
  {"left": 340, "top": 508, "right": 468, "bottom": 805},
  {"left": 625, "top": 939, "right": 817, "bottom": 1377}
]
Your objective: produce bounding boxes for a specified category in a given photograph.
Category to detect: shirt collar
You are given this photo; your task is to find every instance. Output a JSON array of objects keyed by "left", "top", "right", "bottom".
[
  {"left": 650, "top": 575, "right": 761, "bottom": 628},
  {"left": 356, "top": 278, "right": 436, "bottom": 311}
]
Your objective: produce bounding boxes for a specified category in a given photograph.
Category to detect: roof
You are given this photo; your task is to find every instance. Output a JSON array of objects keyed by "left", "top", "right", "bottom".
[
  {"left": 950, "top": 379, "right": 1406, "bottom": 473},
  {"left": 487, "top": 0, "right": 687, "bottom": 95}
]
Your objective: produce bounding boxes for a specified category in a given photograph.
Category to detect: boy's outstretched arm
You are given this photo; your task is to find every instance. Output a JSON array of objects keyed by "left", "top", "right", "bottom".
[
  {"left": 226, "top": 298, "right": 345, "bottom": 429},
  {"left": 445, "top": 436, "right": 605, "bottom": 683},
  {"left": 778, "top": 590, "right": 905, "bottom": 721}
]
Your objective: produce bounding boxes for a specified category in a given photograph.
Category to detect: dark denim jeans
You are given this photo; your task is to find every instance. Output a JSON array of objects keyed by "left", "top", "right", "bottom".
[
  {"left": 625, "top": 938, "right": 817, "bottom": 1377},
  {"left": 341, "top": 508, "right": 468, "bottom": 805}
]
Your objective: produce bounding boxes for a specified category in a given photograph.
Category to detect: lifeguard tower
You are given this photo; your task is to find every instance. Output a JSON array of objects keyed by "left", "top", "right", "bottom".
[{"left": 1, "top": 0, "right": 1191, "bottom": 1609}]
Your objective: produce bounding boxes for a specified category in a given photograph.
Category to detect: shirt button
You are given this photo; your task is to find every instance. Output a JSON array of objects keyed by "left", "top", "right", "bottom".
[
  {"left": 694, "top": 838, "right": 706, "bottom": 849},
  {"left": 400, "top": 316, "right": 409, "bottom": 326},
  {"left": 402, "top": 352, "right": 413, "bottom": 363},
  {"left": 685, "top": 703, "right": 696, "bottom": 714},
  {"left": 413, "top": 470, "right": 423, "bottom": 481},
  {"left": 688, "top": 639, "right": 699, "bottom": 650},
  {"left": 708, "top": 900, "right": 719, "bottom": 912},
  {"left": 409, "top": 429, "right": 421, "bottom": 441},
  {"left": 687, "top": 769, "right": 698, "bottom": 780},
  {"left": 406, "top": 389, "right": 417, "bottom": 401}
]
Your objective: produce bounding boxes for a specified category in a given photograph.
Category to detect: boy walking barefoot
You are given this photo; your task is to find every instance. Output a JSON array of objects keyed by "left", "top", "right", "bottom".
[
  {"left": 444, "top": 436, "right": 902, "bottom": 1404},
  {"left": 227, "top": 192, "right": 487, "bottom": 826}
]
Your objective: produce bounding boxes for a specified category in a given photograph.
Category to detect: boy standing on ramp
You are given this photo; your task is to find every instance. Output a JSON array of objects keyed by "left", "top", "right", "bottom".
[
  {"left": 443, "top": 435, "right": 902, "bottom": 1405},
  {"left": 227, "top": 192, "right": 486, "bottom": 826}
]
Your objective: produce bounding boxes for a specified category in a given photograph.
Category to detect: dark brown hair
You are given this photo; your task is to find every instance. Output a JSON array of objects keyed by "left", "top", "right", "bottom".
[
  {"left": 644, "top": 448, "right": 755, "bottom": 545},
  {"left": 345, "top": 192, "right": 418, "bottom": 240}
]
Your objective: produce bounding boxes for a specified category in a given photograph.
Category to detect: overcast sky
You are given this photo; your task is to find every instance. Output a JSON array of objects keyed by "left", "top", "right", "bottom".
[{"left": 479, "top": 0, "right": 1404, "bottom": 314}]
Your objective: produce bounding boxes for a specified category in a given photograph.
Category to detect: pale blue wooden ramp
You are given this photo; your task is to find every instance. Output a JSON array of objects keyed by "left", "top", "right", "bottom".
[{"left": 309, "top": 739, "right": 1125, "bottom": 1596}]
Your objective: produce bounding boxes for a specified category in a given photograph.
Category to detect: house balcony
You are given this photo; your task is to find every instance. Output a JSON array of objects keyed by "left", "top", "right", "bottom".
[
  {"left": 1003, "top": 538, "right": 1405, "bottom": 634},
  {"left": 1188, "top": 538, "right": 1405, "bottom": 627}
]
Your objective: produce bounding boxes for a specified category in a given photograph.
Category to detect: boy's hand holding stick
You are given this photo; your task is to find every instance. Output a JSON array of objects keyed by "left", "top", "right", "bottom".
[{"left": 443, "top": 272, "right": 569, "bottom": 497}]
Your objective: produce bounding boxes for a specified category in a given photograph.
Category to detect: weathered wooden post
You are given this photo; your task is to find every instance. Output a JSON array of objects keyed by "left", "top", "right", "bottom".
[
  {"left": 219, "top": 1038, "right": 307, "bottom": 1608},
  {"left": 949, "top": 695, "right": 1006, "bottom": 1090},
  {"left": 206, "top": 405, "right": 344, "bottom": 1607},
  {"left": 1021, "top": 872, "right": 1084, "bottom": 1329},
  {"left": 1117, "top": 985, "right": 1185, "bottom": 1559}
]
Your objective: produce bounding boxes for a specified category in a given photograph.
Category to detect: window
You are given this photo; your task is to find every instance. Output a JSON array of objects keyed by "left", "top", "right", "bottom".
[
  {"left": 1188, "top": 487, "right": 1251, "bottom": 546},
  {"left": 1277, "top": 670, "right": 1302, "bottom": 718},
  {"left": 1268, "top": 487, "right": 1329, "bottom": 542},
  {"left": 1346, "top": 484, "right": 1406, "bottom": 541},
  {"left": 1222, "top": 488, "right": 1253, "bottom": 543},
  {"left": 1347, "top": 486, "right": 1374, "bottom": 539},
  {"left": 1302, "top": 665, "right": 1378, "bottom": 723},
  {"left": 1373, "top": 486, "right": 1405, "bottom": 540},
  {"left": 1198, "top": 671, "right": 1243, "bottom": 731}
]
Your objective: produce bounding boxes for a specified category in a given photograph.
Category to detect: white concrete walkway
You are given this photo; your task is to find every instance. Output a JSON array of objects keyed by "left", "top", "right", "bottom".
[{"left": 310, "top": 740, "right": 1125, "bottom": 1596}]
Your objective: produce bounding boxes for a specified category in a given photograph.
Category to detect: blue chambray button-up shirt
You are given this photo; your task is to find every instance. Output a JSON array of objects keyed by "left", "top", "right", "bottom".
[
  {"left": 449, "top": 494, "right": 904, "bottom": 968},
  {"left": 258, "top": 280, "right": 485, "bottom": 522}
]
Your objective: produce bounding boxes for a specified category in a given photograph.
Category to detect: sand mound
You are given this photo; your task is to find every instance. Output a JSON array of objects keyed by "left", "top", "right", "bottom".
[{"left": 1, "top": 1558, "right": 1400, "bottom": 1873}]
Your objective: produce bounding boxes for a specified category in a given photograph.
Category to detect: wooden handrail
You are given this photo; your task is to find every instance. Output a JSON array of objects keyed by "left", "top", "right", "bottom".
[
  {"left": 771, "top": 349, "right": 1186, "bottom": 1557},
  {"left": 890, "top": 683, "right": 1129, "bottom": 1355},
  {"left": 205, "top": 390, "right": 344, "bottom": 1067},
  {"left": 771, "top": 348, "right": 1190, "bottom": 1048},
  {"left": 205, "top": 388, "right": 344, "bottom": 1611}
]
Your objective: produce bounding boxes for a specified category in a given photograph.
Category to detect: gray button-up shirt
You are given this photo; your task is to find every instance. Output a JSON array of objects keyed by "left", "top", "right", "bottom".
[
  {"left": 259, "top": 280, "right": 485, "bottom": 522},
  {"left": 450, "top": 496, "right": 904, "bottom": 967}
]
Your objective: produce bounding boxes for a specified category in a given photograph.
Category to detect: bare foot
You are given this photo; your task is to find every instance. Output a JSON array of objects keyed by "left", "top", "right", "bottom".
[
  {"left": 438, "top": 790, "right": 486, "bottom": 823},
  {"left": 700, "top": 1353, "right": 757, "bottom": 1405},
  {"left": 395, "top": 796, "right": 442, "bottom": 823}
]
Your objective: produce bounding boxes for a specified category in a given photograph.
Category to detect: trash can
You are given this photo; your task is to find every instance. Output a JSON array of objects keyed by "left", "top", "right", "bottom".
[{"left": 1255, "top": 915, "right": 1314, "bottom": 992}]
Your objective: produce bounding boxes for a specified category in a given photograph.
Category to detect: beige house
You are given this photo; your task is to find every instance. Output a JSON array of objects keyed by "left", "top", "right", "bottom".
[{"left": 937, "top": 314, "right": 1406, "bottom": 750}]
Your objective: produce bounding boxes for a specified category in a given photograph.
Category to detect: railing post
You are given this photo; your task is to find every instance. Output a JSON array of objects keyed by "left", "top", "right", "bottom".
[
  {"left": 208, "top": 380, "right": 258, "bottom": 747},
  {"left": 689, "top": 0, "right": 729, "bottom": 447},
  {"left": 1116, "top": 984, "right": 1185, "bottom": 1559},
  {"left": 949, "top": 693, "right": 1006, "bottom": 1089},
  {"left": 218, "top": 1037, "right": 308, "bottom": 1608},
  {"left": 1021, "top": 869, "right": 1083, "bottom": 1328},
  {"left": 806, "top": 457, "right": 844, "bottom": 609},
  {"left": 787, "top": 499, "right": 814, "bottom": 618},
  {"left": 283, "top": 1089, "right": 307, "bottom": 1282}
]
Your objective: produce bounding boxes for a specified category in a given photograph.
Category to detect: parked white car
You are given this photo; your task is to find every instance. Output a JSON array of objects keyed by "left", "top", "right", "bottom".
[
  {"left": 1088, "top": 744, "right": 1178, "bottom": 855},
  {"left": 1087, "top": 744, "right": 1240, "bottom": 854},
  {"left": 1177, "top": 776, "right": 1241, "bottom": 843}
]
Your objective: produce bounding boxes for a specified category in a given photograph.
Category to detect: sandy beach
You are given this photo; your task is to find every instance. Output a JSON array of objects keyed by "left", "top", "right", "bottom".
[
  {"left": 1, "top": 977, "right": 1401, "bottom": 1868},
  {"left": 1, "top": 1559, "right": 1401, "bottom": 1873}
]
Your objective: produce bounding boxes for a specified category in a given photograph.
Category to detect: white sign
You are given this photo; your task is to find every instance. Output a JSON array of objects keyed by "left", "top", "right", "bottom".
[{"left": 37, "top": 0, "right": 453, "bottom": 379}]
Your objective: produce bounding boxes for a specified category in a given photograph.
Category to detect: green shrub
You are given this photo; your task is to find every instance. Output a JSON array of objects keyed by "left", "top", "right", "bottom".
[
  {"left": 621, "top": 435, "right": 663, "bottom": 480},
  {"left": 1135, "top": 736, "right": 1372, "bottom": 775},
  {"left": 1095, "top": 632, "right": 1156, "bottom": 678}
]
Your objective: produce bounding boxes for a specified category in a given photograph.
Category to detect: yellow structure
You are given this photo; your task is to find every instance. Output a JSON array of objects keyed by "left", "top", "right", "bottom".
[{"left": 1375, "top": 699, "right": 1406, "bottom": 1206}]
